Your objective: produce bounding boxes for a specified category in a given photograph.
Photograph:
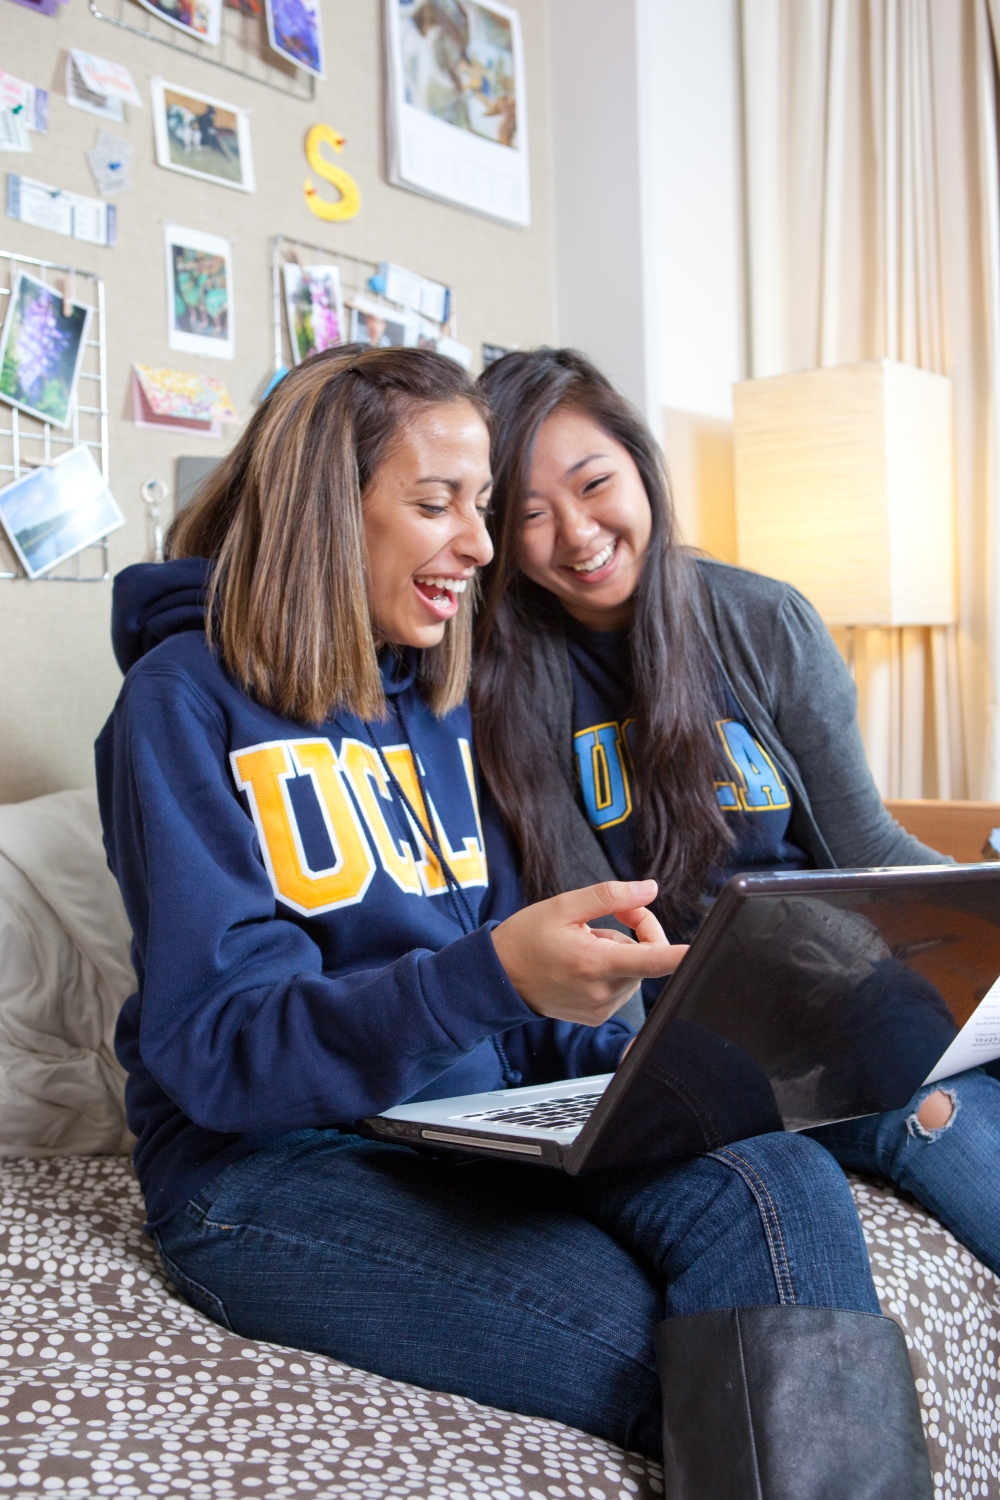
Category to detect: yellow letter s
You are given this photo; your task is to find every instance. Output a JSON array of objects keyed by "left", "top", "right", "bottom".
[{"left": 304, "top": 124, "right": 361, "bottom": 222}]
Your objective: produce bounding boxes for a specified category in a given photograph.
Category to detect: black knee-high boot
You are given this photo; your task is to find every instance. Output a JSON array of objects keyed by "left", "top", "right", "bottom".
[{"left": 654, "top": 1306, "right": 933, "bottom": 1500}]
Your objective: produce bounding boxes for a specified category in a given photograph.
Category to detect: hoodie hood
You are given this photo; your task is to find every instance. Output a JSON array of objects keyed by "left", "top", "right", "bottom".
[
  {"left": 110, "top": 558, "right": 418, "bottom": 696},
  {"left": 111, "top": 559, "right": 210, "bottom": 675}
]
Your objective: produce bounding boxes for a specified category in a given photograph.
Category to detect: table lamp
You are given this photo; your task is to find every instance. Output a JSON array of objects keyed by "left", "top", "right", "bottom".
[{"left": 732, "top": 360, "right": 956, "bottom": 629}]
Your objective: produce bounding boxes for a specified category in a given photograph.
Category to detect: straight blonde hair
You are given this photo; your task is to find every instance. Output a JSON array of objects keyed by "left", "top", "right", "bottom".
[{"left": 167, "top": 345, "right": 489, "bottom": 725}]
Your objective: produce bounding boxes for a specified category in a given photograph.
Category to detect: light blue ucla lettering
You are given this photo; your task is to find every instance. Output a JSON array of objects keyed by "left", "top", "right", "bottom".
[
  {"left": 574, "top": 722, "right": 633, "bottom": 829},
  {"left": 715, "top": 719, "right": 791, "bottom": 812}
]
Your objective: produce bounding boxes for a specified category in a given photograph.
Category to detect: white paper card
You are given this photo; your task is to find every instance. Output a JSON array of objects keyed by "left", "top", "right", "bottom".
[
  {"left": 86, "top": 129, "right": 132, "bottom": 195},
  {"left": 380, "top": 262, "right": 449, "bottom": 323},
  {"left": 923, "top": 972, "right": 1000, "bottom": 1084},
  {"left": 0, "top": 73, "right": 46, "bottom": 133},
  {"left": 70, "top": 51, "right": 143, "bottom": 107},
  {"left": 7, "top": 174, "right": 116, "bottom": 247},
  {"left": 0, "top": 109, "right": 31, "bottom": 153},
  {"left": 66, "top": 56, "right": 124, "bottom": 122}
]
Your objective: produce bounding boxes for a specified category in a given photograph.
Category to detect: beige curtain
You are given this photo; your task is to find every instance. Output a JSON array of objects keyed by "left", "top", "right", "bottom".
[{"left": 740, "top": 0, "right": 1000, "bottom": 800}]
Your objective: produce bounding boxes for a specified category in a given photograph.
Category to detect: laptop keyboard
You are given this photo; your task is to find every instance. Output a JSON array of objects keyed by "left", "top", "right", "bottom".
[{"left": 455, "top": 1092, "right": 604, "bottom": 1130}]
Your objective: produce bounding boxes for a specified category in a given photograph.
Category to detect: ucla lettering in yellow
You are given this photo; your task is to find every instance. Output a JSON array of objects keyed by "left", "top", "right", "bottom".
[
  {"left": 573, "top": 715, "right": 790, "bottom": 830},
  {"left": 713, "top": 719, "right": 791, "bottom": 813},
  {"left": 231, "top": 736, "right": 487, "bottom": 916}
]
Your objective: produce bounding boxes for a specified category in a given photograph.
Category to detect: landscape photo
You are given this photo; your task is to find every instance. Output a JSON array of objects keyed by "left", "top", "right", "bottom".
[{"left": 0, "top": 445, "right": 124, "bottom": 579}]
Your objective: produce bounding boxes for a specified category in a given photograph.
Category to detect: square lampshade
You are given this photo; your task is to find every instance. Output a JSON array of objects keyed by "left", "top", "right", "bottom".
[{"left": 732, "top": 360, "right": 956, "bottom": 627}]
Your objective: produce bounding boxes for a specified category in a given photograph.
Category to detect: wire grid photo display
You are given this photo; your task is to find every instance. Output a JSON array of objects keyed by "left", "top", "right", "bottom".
[
  {"left": 0, "top": 251, "right": 110, "bottom": 581},
  {"left": 89, "top": 0, "right": 315, "bottom": 101},
  {"left": 272, "top": 235, "right": 381, "bottom": 373}
]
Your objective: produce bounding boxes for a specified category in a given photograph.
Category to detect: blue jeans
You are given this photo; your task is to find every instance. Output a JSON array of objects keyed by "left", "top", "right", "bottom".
[
  {"left": 154, "top": 1127, "right": 879, "bottom": 1458},
  {"left": 808, "top": 1066, "right": 1000, "bottom": 1275}
]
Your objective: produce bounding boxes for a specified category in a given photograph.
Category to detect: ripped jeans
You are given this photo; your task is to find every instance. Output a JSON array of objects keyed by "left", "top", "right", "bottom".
[{"left": 807, "top": 1066, "right": 1000, "bottom": 1275}]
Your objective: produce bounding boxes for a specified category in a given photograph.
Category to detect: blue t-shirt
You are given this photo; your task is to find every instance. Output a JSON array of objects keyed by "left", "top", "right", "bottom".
[{"left": 565, "top": 614, "right": 810, "bottom": 914}]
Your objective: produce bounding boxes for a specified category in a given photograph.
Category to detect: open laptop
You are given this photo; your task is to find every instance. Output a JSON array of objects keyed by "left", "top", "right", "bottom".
[{"left": 362, "top": 865, "right": 1000, "bottom": 1173}]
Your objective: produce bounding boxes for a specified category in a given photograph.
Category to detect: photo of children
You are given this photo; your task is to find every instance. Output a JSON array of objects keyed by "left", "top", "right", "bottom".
[
  {"left": 0, "top": 271, "right": 90, "bottom": 429},
  {"left": 164, "top": 225, "right": 234, "bottom": 359},
  {"left": 399, "top": 0, "right": 518, "bottom": 148}
]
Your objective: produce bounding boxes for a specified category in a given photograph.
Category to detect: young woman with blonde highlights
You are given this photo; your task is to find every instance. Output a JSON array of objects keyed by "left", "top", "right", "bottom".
[{"left": 98, "top": 346, "right": 928, "bottom": 1500}]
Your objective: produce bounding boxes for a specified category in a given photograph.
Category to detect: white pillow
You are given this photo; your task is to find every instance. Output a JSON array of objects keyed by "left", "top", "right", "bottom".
[{"left": 0, "top": 787, "right": 135, "bottom": 1155}]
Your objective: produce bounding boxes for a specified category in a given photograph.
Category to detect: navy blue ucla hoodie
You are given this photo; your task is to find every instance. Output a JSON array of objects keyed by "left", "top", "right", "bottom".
[{"left": 98, "top": 560, "right": 633, "bottom": 1228}]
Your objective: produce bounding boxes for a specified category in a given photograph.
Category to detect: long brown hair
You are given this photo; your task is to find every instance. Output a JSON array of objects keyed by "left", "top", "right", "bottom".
[
  {"left": 168, "top": 344, "right": 489, "bottom": 725},
  {"left": 473, "top": 347, "right": 733, "bottom": 932}
]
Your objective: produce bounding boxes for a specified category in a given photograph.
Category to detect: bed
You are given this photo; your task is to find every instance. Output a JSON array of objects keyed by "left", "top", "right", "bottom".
[{"left": 0, "top": 789, "right": 996, "bottom": 1500}]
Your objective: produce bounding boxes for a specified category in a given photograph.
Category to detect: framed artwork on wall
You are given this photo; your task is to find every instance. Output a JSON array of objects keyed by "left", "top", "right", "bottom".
[
  {"left": 384, "top": 0, "right": 530, "bottom": 227},
  {"left": 151, "top": 78, "right": 255, "bottom": 193},
  {"left": 164, "top": 224, "right": 234, "bottom": 360}
]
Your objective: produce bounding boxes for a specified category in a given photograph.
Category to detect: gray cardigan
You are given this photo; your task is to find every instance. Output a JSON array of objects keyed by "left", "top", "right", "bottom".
[{"left": 527, "top": 556, "right": 942, "bottom": 901}]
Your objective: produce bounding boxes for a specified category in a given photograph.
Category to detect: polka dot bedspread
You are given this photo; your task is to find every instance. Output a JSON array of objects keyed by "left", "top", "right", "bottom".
[{"left": 0, "top": 1157, "right": 995, "bottom": 1500}]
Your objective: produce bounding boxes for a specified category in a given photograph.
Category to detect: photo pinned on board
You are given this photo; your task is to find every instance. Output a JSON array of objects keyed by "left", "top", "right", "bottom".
[
  {"left": 0, "top": 270, "right": 90, "bottom": 429},
  {"left": 282, "top": 262, "right": 344, "bottom": 364},
  {"left": 350, "top": 294, "right": 412, "bottom": 349},
  {"left": 164, "top": 223, "right": 234, "bottom": 360},
  {"left": 265, "top": 0, "right": 325, "bottom": 78},
  {"left": 384, "top": 0, "right": 530, "bottom": 225},
  {"left": 0, "top": 444, "right": 124, "bottom": 579},
  {"left": 151, "top": 78, "right": 254, "bottom": 192},
  {"left": 135, "top": 0, "right": 222, "bottom": 45}
]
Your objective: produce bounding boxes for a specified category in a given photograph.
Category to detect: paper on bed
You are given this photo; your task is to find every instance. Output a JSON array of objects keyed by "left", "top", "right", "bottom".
[{"left": 924, "top": 973, "right": 1000, "bottom": 1084}]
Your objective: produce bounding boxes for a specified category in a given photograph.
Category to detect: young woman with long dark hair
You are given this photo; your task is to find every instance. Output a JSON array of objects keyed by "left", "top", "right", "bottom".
[
  {"left": 98, "top": 346, "right": 929, "bottom": 1500},
  {"left": 474, "top": 345, "right": 1000, "bottom": 1493}
]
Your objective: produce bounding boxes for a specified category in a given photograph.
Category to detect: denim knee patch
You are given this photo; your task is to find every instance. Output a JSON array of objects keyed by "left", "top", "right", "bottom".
[
  {"left": 906, "top": 1086, "right": 960, "bottom": 1142},
  {"left": 152, "top": 1232, "right": 234, "bottom": 1331}
]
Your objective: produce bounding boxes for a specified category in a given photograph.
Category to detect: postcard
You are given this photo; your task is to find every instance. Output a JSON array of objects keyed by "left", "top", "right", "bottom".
[
  {"left": 0, "top": 109, "right": 31, "bottom": 153},
  {"left": 0, "top": 272, "right": 91, "bottom": 429},
  {"left": 5, "top": 0, "right": 64, "bottom": 18},
  {"left": 283, "top": 263, "right": 344, "bottom": 364},
  {"left": 65, "top": 54, "right": 123, "bottom": 122},
  {"left": 7, "top": 176, "right": 117, "bottom": 248},
  {"left": 164, "top": 224, "right": 234, "bottom": 360},
  {"left": 0, "top": 445, "right": 124, "bottom": 580},
  {"left": 135, "top": 0, "right": 222, "bottom": 45},
  {"left": 133, "top": 363, "right": 237, "bottom": 437},
  {"left": 377, "top": 262, "right": 449, "bottom": 324},
  {"left": 384, "top": 0, "right": 530, "bottom": 226},
  {"left": 151, "top": 78, "right": 254, "bottom": 193},
  {"left": 0, "top": 71, "right": 48, "bottom": 133},
  {"left": 265, "top": 0, "right": 325, "bottom": 78},
  {"left": 69, "top": 51, "right": 143, "bottom": 108},
  {"left": 86, "top": 129, "right": 132, "bottom": 196}
]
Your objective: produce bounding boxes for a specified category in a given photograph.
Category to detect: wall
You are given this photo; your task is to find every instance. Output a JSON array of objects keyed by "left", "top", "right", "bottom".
[
  {"left": 547, "top": 0, "right": 744, "bottom": 558},
  {"left": 1, "top": 0, "right": 557, "bottom": 804}
]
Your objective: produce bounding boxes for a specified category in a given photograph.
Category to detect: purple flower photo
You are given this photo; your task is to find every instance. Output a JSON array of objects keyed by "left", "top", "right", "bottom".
[
  {"left": 265, "top": 0, "right": 325, "bottom": 78},
  {"left": 0, "top": 272, "right": 90, "bottom": 429}
]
